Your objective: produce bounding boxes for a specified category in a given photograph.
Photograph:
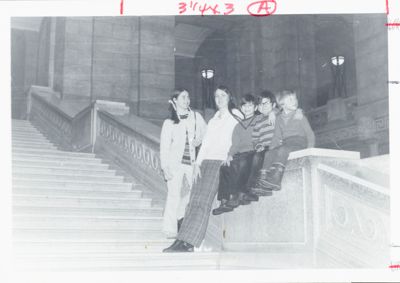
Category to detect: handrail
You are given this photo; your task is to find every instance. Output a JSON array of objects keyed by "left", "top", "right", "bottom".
[
  {"left": 97, "top": 110, "right": 161, "bottom": 145},
  {"left": 317, "top": 162, "right": 389, "bottom": 195},
  {"left": 30, "top": 90, "right": 95, "bottom": 122},
  {"left": 30, "top": 91, "right": 73, "bottom": 121}
]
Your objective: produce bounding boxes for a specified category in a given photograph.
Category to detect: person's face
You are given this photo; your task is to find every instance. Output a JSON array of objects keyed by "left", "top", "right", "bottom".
[
  {"left": 241, "top": 102, "right": 256, "bottom": 118},
  {"left": 281, "top": 94, "right": 298, "bottom": 112},
  {"left": 174, "top": 91, "right": 190, "bottom": 110},
  {"left": 257, "top": 97, "right": 274, "bottom": 115},
  {"left": 215, "top": 89, "right": 230, "bottom": 110}
]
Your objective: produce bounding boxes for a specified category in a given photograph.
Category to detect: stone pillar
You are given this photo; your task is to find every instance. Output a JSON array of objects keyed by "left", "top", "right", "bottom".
[
  {"left": 62, "top": 17, "right": 93, "bottom": 98},
  {"left": 50, "top": 16, "right": 175, "bottom": 122},
  {"left": 352, "top": 14, "right": 389, "bottom": 156},
  {"left": 91, "top": 17, "right": 136, "bottom": 102},
  {"left": 258, "top": 16, "right": 317, "bottom": 110},
  {"left": 48, "top": 18, "right": 56, "bottom": 89},
  {"left": 353, "top": 14, "right": 388, "bottom": 109},
  {"left": 136, "top": 16, "right": 175, "bottom": 119}
]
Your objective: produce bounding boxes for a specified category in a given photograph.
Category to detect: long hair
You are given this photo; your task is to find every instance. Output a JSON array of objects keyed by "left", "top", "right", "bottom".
[
  {"left": 168, "top": 88, "right": 188, "bottom": 124},
  {"left": 215, "top": 85, "right": 239, "bottom": 118}
]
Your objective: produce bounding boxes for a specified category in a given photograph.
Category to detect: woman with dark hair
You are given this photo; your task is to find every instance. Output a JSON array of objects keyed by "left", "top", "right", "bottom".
[
  {"left": 163, "top": 85, "right": 243, "bottom": 252},
  {"left": 160, "top": 88, "right": 206, "bottom": 239}
]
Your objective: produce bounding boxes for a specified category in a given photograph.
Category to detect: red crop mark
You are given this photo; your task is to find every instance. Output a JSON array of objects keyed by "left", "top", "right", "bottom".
[
  {"left": 386, "top": 0, "right": 389, "bottom": 14},
  {"left": 247, "top": 0, "right": 277, "bottom": 17},
  {"left": 120, "top": 0, "right": 124, "bottom": 15},
  {"left": 385, "top": 0, "right": 400, "bottom": 27},
  {"left": 389, "top": 264, "right": 400, "bottom": 269}
]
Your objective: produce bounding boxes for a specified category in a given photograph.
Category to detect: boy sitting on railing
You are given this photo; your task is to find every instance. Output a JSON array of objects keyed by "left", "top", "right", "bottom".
[{"left": 251, "top": 90, "right": 315, "bottom": 195}]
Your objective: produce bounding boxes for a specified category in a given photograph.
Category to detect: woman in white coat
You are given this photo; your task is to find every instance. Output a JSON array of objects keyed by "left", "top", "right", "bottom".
[{"left": 160, "top": 88, "right": 207, "bottom": 238}]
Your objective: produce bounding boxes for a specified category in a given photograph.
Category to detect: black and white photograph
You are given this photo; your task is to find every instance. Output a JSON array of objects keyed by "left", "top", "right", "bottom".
[{"left": 1, "top": 0, "right": 400, "bottom": 281}]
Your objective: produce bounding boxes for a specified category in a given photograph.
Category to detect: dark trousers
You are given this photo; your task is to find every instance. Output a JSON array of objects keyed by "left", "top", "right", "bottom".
[
  {"left": 262, "top": 136, "right": 307, "bottom": 170},
  {"left": 246, "top": 149, "right": 266, "bottom": 189},
  {"left": 217, "top": 150, "right": 266, "bottom": 200}
]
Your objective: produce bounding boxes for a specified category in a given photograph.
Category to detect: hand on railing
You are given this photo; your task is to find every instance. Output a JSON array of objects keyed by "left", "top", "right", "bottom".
[
  {"left": 163, "top": 167, "right": 174, "bottom": 181},
  {"left": 192, "top": 163, "right": 201, "bottom": 183}
]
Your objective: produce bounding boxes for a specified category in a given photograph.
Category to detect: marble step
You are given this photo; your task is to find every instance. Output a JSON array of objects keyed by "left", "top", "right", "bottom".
[
  {"left": 14, "top": 252, "right": 220, "bottom": 271},
  {"left": 11, "top": 136, "right": 49, "bottom": 143},
  {"left": 12, "top": 153, "right": 102, "bottom": 163},
  {"left": 13, "top": 194, "right": 152, "bottom": 209},
  {"left": 12, "top": 147, "right": 96, "bottom": 158},
  {"left": 12, "top": 128, "right": 41, "bottom": 133},
  {"left": 12, "top": 158, "right": 108, "bottom": 169},
  {"left": 13, "top": 239, "right": 173, "bottom": 254},
  {"left": 12, "top": 120, "right": 34, "bottom": 125},
  {"left": 13, "top": 215, "right": 163, "bottom": 230},
  {"left": 12, "top": 139, "right": 55, "bottom": 146},
  {"left": 13, "top": 172, "right": 124, "bottom": 183},
  {"left": 13, "top": 178, "right": 133, "bottom": 190},
  {"left": 13, "top": 205, "right": 164, "bottom": 217},
  {"left": 12, "top": 143, "right": 57, "bottom": 150},
  {"left": 12, "top": 132, "right": 48, "bottom": 139},
  {"left": 13, "top": 165, "right": 116, "bottom": 176},
  {"left": 13, "top": 228, "right": 166, "bottom": 241},
  {"left": 12, "top": 187, "right": 143, "bottom": 199}
]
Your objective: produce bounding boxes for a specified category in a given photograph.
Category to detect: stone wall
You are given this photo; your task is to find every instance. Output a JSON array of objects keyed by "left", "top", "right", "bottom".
[
  {"left": 92, "top": 17, "right": 137, "bottom": 101},
  {"left": 50, "top": 16, "right": 175, "bottom": 121},
  {"left": 224, "top": 16, "right": 318, "bottom": 111},
  {"left": 135, "top": 16, "right": 175, "bottom": 119},
  {"left": 62, "top": 17, "right": 93, "bottom": 98},
  {"left": 11, "top": 29, "right": 39, "bottom": 119},
  {"left": 352, "top": 14, "right": 389, "bottom": 155}
]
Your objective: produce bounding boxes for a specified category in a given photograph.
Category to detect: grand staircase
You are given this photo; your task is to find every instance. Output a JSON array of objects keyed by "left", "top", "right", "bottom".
[{"left": 12, "top": 119, "right": 220, "bottom": 271}]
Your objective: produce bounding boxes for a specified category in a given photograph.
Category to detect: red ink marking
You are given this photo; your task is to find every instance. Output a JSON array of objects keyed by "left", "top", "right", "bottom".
[
  {"left": 224, "top": 3, "right": 234, "bottom": 15},
  {"left": 199, "top": 3, "right": 221, "bottom": 16},
  {"left": 386, "top": 0, "right": 389, "bottom": 14},
  {"left": 247, "top": 0, "right": 277, "bottom": 17},
  {"left": 179, "top": 2, "right": 187, "bottom": 14},
  {"left": 192, "top": 1, "right": 198, "bottom": 11},
  {"left": 385, "top": 0, "right": 400, "bottom": 28},
  {"left": 386, "top": 22, "right": 400, "bottom": 26},
  {"left": 120, "top": 0, "right": 124, "bottom": 15},
  {"left": 389, "top": 264, "right": 400, "bottom": 269}
]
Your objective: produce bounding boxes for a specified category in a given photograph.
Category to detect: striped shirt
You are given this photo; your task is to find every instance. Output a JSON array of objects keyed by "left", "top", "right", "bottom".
[
  {"left": 252, "top": 114, "right": 275, "bottom": 148},
  {"left": 181, "top": 130, "right": 191, "bottom": 165}
]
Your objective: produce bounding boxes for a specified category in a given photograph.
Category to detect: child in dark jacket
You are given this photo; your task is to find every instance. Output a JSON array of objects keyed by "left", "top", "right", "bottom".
[
  {"left": 212, "top": 94, "right": 258, "bottom": 215},
  {"left": 251, "top": 90, "right": 315, "bottom": 195}
]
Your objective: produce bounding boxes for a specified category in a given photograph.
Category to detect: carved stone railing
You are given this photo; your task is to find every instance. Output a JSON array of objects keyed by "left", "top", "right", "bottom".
[
  {"left": 26, "top": 85, "right": 166, "bottom": 196},
  {"left": 221, "top": 148, "right": 390, "bottom": 268},
  {"left": 315, "top": 162, "right": 390, "bottom": 268},
  {"left": 94, "top": 110, "right": 165, "bottom": 196},
  {"left": 27, "top": 86, "right": 93, "bottom": 152},
  {"left": 307, "top": 96, "right": 357, "bottom": 129}
]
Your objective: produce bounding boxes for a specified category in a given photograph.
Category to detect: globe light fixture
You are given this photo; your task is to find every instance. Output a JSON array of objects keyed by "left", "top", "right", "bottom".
[
  {"left": 201, "top": 69, "right": 214, "bottom": 79},
  {"left": 331, "top": 55, "right": 345, "bottom": 66}
]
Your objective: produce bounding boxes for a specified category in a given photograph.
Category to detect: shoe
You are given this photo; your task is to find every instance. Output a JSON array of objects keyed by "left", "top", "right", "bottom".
[
  {"left": 242, "top": 192, "right": 260, "bottom": 202},
  {"left": 260, "top": 163, "right": 285, "bottom": 191},
  {"left": 163, "top": 240, "right": 194, "bottom": 253},
  {"left": 177, "top": 218, "right": 184, "bottom": 232},
  {"left": 237, "top": 192, "right": 251, "bottom": 205},
  {"left": 250, "top": 186, "right": 274, "bottom": 196},
  {"left": 212, "top": 203, "right": 234, "bottom": 215},
  {"left": 226, "top": 194, "right": 240, "bottom": 208}
]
